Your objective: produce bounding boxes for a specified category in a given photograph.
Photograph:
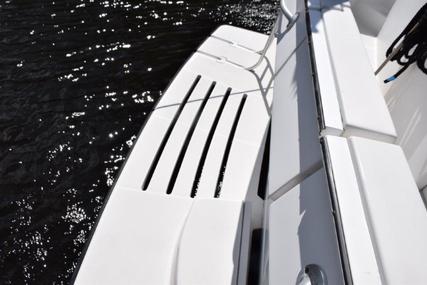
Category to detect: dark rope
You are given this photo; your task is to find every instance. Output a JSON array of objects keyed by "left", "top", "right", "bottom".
[{"left": 384, "top": 3, "right": 427, "bottom": 83}]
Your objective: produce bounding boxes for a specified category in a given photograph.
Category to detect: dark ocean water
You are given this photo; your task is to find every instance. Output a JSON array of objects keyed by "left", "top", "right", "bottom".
[{"left": 0, "top": 0, "right": 276, "bottom": 283}]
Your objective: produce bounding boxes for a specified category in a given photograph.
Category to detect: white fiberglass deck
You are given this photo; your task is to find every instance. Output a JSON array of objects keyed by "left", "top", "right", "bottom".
[
  {"left": 266, "top": 0, "right": 427, "bottom": 284},
  {"left": 74, "top": 25, "right": 275, "bottom": 284},
  {"left": 115, "top": 25, "right": 274, "bottom": 201}
]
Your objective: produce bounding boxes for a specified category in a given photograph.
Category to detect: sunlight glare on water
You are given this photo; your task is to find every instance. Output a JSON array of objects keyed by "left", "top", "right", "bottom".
[{"left": 0, "top": 0, "right": 277, "bottom": 283}]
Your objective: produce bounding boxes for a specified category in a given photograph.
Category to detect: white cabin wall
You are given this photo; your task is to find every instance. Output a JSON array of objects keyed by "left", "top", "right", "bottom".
[
  {"left": 376, "top": 0, "right": 427, "bottom": 189},
  {"left": 385, "top": 67, "right": 427, "bottom": 189},
  {"left": 349, "top": 0, "right": 396, "bottom": 36},
  {"left": 337, "top": 0, "right": 427, "bottom": 189},
  {"left": 349, "top": 0, "right": 396, "bottom": 67}
]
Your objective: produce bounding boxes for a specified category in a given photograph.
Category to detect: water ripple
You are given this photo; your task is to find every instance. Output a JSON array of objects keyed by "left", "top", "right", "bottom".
[{"left": 0, "top": 0, "right": 277, "bottom": 283}]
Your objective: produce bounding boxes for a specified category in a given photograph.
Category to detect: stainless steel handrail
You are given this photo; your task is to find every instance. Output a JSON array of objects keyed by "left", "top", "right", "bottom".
[
  {"left": 280, "top": 0, "right": 297, "bottom": 24},
  {"left": 246, "top": 0, "right": 299, "bottom": 71}
]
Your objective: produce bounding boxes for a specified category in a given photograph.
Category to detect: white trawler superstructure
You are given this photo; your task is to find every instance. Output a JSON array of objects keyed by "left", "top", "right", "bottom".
[{"left": 73, "top": 0, "right": 427, "bottom": 284}]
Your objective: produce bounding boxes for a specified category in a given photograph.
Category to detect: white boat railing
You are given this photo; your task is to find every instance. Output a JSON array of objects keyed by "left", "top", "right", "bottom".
[
  {"left": 246, "top": 0, "right": 299, "bottom": 71},
  {"left": 280, "top": 0, "right": 298, "bottom": 24}
]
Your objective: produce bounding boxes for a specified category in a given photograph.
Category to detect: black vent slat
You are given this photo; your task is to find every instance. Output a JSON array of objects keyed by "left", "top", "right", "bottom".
[
  {"left": 257, "top": 125, "right": 270, "bottom": 200},
  {"left": 166, "top": 81, "right": 217, "bottom": 194},
  {"left": 214, "top": 94, "right": 247, "bottom": 198},
  {"left": 142, "top": 75, "right": 201, "bottom": 190},
  {"left": 191, "top": 88, "right": 232, "bottom": 197}
]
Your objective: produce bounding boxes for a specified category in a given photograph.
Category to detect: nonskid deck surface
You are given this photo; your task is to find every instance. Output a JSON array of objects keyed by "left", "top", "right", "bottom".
[{"left": 75, "top": 25, "right": 276, "bottom": 284}]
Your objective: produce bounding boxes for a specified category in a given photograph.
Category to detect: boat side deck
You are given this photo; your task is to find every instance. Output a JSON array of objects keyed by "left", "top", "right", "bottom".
[{"left": 74, "top": 25, "right": 275, "bottom": 285}]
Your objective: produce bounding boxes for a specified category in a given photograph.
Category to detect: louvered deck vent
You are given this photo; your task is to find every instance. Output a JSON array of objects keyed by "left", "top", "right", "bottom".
[{"left": 142, "top": 75, "right": 247, "bottom": 198}]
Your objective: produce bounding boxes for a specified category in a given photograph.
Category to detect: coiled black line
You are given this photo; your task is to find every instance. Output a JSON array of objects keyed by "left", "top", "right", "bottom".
[{"left": 384, "top": 3, "right": 427, "bottom": 83}]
